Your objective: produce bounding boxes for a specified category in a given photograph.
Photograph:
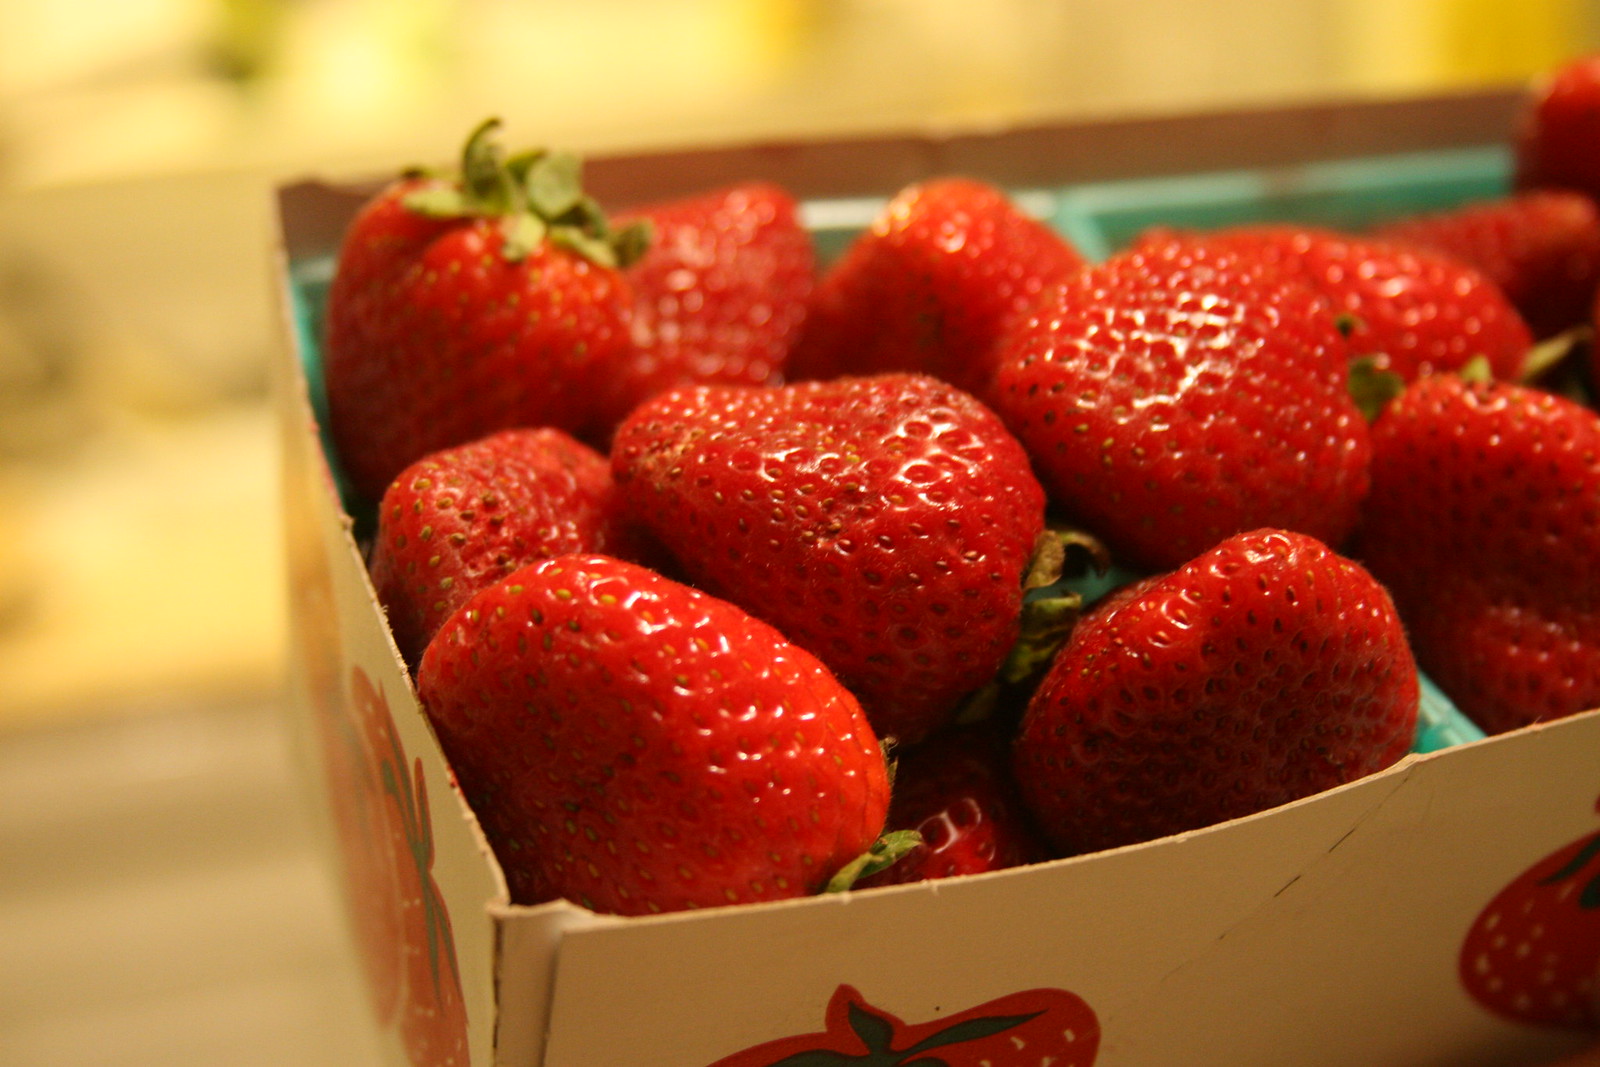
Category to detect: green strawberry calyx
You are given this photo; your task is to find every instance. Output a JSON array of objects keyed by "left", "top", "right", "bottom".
[
  {"left": 402, "top": 117, "right": 651, "bottom": 268},
  {"left": 1004, "top": 526, "right": 1109, "bottom": 684},
  {"left": 957, "top": 525, "right": 1110, "bottom": 725},
  {"left": 1518, "top": 325, "right": 1590, "bottom": 384},
  {"left": 1347, "top": 355, "right": 1406, "bottom": 421},
  {"left": 1538, "top": 829, "right": 1600, "bottom": 909},
  {"left": 823, "top": 830, "right": 924, "bottom": 893}
]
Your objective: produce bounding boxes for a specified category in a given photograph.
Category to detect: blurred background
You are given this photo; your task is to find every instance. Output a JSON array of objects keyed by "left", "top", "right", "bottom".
[{"left": 0, "top": 1, "right": 1597, "bottom": 1064}]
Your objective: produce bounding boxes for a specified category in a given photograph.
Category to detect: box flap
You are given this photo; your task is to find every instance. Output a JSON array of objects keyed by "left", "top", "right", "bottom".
[{"left": 525, "top": 711, "right": 1600, "bottom": 1066}]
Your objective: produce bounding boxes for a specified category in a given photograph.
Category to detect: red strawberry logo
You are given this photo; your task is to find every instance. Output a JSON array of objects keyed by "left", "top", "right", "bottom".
[
  {"left": 1461, "top": 805, "right": 1600, "bottom": 1032},
  {"left": 349, "top": 668, "right": 472, "bottom": 1065},
  {"left": 706, "top": 984, "right": 1099, "bottom": 1067},
  {"left": 311, "top": 663, "right": 406, "bottom": 1027}
]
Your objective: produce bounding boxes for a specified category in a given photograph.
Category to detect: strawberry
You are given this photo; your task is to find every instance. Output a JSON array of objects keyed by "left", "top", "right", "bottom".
[
  {"left": 1460, "top": 815, "right": 1600, "bottom": 1030},
  {"left": 1012, "top": 528, "right": 1418, "bottom": 857},
  {"left": 1354, "top": 374, "right": 1600, "bottom": 736},
  {"left": 367, "top": 427, "right": 648, "bottom": 664},
  {"left": 1372, "top": 190, "right": 1600, "bottom": 340},
  {"left": 986, "top": 236, "right": 1371, "bottom": 573},
  {"left": 1138, "top": 224, "right": 1535, "bottom": 383},
  {"left": 857, "top": 721, "right": 1050, "bottom": 889},
  {"left": 322, "top": 118, "right": 649, "bottom": 501},
  {"left": 708, "top": 983, "right": 1100, "bottom": 1067},
  {"left": 787, "top": 177, "right": 1088, "bottom": 397},
  {"left": 416, "top": 553, "right": 890, "bottom": 915},
  {"left": 1516, "top": 54, "right": 1600, "bottom": 204},
  {"left": 597, "top": 181, "right": 816, "bottom": 434},
  {"left": 610, "top": 372, "right": 1048, "bottom": 745}
]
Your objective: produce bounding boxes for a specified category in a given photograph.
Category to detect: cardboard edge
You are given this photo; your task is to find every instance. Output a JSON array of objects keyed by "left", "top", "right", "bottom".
[
  {"left": 488, "top": 900, "right": 621, "bottom": 1067},
  {"left": 276, "top": 87, "right": 1523, "bottom": 220},
  {"left": 576, "top": 87, "right": 1524, "bottom": 207},
  {"left": 489, "top": 705, "right": 1600, "bottom": 937}
]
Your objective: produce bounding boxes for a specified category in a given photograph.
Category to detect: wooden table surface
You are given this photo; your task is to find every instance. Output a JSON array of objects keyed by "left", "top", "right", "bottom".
[{"left": 0, "top": 696, "right": 383, "bottom": 1066}]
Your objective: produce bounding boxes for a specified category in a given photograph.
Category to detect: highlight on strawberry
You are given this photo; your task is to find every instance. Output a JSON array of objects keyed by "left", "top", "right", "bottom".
[
  {"left": 323, "top": 118, "right": 650, "bottom": 503},
  {"left": 1012, "top": 528, "right": 1420, "bottom": 857},
  {"left": 416, "top": 554, "right": 898, "bottom": 915},
  {"left": 314, "top": 57, "right": 1600, "bottom": 917}
]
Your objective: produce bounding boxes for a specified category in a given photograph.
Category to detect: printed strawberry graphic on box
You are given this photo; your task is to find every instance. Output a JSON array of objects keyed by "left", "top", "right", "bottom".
[
  {"left": 310, "top": 657, "right": 407, "bottom": 1027},
  {"left": 288, "top": 491, "right": 408, "bottom": 1027},
  {"left": 1460, "top": 800, "right": 1600, "bottom": 1031},
  {"left": 706, "top": 984, "right": 1099, "bottom": 1067},
  {"left": 348, "top": 668, "right": 472, "bottom": 1066}
]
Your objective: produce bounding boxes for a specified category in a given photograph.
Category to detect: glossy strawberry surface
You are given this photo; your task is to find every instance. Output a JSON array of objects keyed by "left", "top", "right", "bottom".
[
  {"left": 1356, "top": 375, "right": 1600, "bottom": 735},
  {"left": 987, "top": 237, "right": 1370, "bottom": 572},
  {"left": 417, "top": 554, "right": 890, "bottom": 915},
  {"left": 600, "top": 181, "right": 815, "bottom": 433},
  {"left": 611, "top": 372, "right": 1047, "bottom": 745},
  {"left": 367, "top": 427, "right": 645, "bottom": 664},
  {"left": 1373, "top": 190, "right": 1600, "bottom": 340},
  {"left": 1013, "top": 529, "right": 1418, "bottom": 857},
  {"left": 324, "top": 180, "right": 635, "bottom": 501},
  {"left": 857, "top": 721, "right": 1049, "bottom": 888},
  {"left": 1149, "top": 225, "right": 1534, "bottom": 382},
  {"left": 788, "top": 177, "right": 1088, "bottom": 397}
]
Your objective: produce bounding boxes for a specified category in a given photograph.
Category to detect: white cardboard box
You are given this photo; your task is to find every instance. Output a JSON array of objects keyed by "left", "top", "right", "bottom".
[{"left": 274, "top": 88, "right": 1600, "bottom": 1067}]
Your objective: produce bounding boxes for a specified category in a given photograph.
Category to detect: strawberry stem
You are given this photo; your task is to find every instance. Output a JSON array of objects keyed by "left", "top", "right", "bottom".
[
  {"left": 823, "top": 830, "right": 923, "bottom": 893},
  {"left": 400, "top": 117, "right": 652, "bottom": 269},
  {"left": 1519, "top": 326, "right": 1589, "bottom": 384},
  {"left": 1347, "top": 355, "right": 1406, "bottom": 420}
]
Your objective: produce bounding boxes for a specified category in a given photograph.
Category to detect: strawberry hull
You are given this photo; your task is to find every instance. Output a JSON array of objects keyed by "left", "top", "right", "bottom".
[{"left": 275, "top": 88, "right": 1600, "bottom": 1067}]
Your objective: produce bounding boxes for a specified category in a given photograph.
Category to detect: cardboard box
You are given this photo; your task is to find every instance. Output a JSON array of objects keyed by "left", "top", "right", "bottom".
[{"left": 274, "top": 88, "right": 1600, "bottom": 1067}]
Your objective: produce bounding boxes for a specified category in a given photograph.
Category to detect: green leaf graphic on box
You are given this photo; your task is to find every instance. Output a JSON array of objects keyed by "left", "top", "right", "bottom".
[{"left": 707, "top": 984, "right": 1098, "bottom": 1067}]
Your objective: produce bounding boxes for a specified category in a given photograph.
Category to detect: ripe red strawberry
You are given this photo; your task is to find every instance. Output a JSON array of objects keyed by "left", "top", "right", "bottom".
[
  {"left": 1354, "top": 375, "right": 1600, "bottom": 736},
  {"left": 367, "top": 427, "right": 648, "bottom": 664},
  {"left": 1372, "top": 190, "right": 1600, "bottom": 340},
  {"left": 857, "top": 721, "right": 1050, "bottom": 889},
  {"left": 1140, "top": 224, "right": 1535, "bottom": 383},
  {"left": 1012, "top": 528, "right": 1418, "bottom": 857},
  {"left": 416, "top": 553, "right": 890, "bottom": 915},
  {"left": 1516, "top": 54, "right": 1600, "bottom": 203},
  {"left": 597, "top": 181, "right": 816, "bottom": 433},
  {"left": 986, "top": 236, "right": 1371, "bottom": 573},
  {"left": 323, "top": 119, "right": 648, "bottom": 501},
  {"left": 787, "top": 177, "right": 1088, "bottom": 397},
  {"left": 610, "top": 372, "right": 1048, "bottom": 745},
  {"left": 708, "top": 983, "right": 1100, "bottom": 1067},
  {"left": 1460, "top": 817, "right": 1600, "bottom": 1030}
]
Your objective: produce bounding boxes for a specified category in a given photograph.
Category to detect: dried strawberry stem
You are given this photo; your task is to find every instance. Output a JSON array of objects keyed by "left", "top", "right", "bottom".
[{"left": 957, "top": 525, "right": 1111, "bottom": 723}]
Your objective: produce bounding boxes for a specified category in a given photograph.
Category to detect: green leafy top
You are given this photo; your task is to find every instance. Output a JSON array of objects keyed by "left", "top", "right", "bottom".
[{"left": 403, "top": 117, "right": 650, "bottom": 268}]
